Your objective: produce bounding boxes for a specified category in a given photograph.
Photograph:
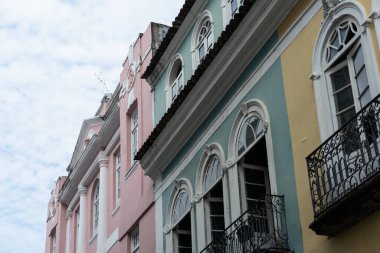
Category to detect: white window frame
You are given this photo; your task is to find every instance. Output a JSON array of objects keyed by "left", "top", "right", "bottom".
[
  {"left": 311, "top": 2, "right": 380, "bottom": 140},
  {"left": 221, "top": 0, "right": 245, "bottom": 28},
  {"left": 131, "top": 109, "right": 138, "bottom": 166},
  {"left": 165, "top": 179, "right": 194, "bottom": 253},
  {"left": 131, "top": 228, "right": 140, "bottom": 253},
  {"left": 166, "top": 54, "right": 185, "bottom": 108},
  {"left": 115, "top": 151, "right": 121, "bottom": 205},
  {"left": 191, "top": 11, "right": 214, "bottom": 71},
  {"left": 93, "top": 183, "right": 100, "bottom": 235}
]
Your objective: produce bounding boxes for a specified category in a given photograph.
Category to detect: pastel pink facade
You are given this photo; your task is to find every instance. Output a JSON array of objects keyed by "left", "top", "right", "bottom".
[{"left": 45, "top": 22, "right": 169, "bottom": 253}]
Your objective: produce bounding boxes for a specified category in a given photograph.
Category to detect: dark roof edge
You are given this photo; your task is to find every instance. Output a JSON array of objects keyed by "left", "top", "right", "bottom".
[
  {"left": 141, "top": 0, "right": 196, "bottom": 79},
  {"left": 135, "top": 0, "right": 256, "bottom": 160}
]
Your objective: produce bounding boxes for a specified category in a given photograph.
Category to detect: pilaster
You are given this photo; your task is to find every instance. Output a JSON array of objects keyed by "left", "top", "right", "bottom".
[{"left": 96, "top": 154, "right": 109, "bottom": 253}]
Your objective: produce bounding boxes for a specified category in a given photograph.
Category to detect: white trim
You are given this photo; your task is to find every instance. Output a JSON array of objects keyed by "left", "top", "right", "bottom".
[
  {"left": 165, "top": 53, "right": 185, "bottom": 109},
  {"left": 312, "top": 0, "right": 380, "bottom": 140},
  {"left": 111, "top": 203, "right": 120, "bottom": 216},
  {"left": 152, "top": 0, "right": 321, "bottom": 201},
  {"left": 106, "top": 228, "right": 119, "bottom": 252},
  {"left": 155, "top": 196, "right": 164, "bottom": 253}
]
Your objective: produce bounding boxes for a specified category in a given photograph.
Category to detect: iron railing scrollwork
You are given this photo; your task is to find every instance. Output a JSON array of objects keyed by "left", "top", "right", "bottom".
[
  {"left": 200, "top": 194, "right": 289, "bottom": 253},
  {"left": 306, "top": 94, "right": 380, "bottom": 218}
]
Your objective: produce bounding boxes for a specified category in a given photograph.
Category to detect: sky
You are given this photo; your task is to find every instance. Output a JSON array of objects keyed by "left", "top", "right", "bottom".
[{"left": 0, "top": 0, "right": 183, "bottom": 252}]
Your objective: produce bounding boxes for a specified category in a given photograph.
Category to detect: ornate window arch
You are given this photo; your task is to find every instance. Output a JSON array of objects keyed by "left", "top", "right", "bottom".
[
  {"left": 311, "top": 1, "right": 380, "bottom": 140},
  {"left": 165, "top": 179, "right": 194, "bottom": 253},
  {"left": 195, "top": 143, "right": 229, "bottom": 246},
  {"left": 191, "top": 11, "right": 214, "bottom": 70},
  {"left": 166, "top": 54, "right": 185, "bottom": 108},
  {"left": 227, "top": 100, "right": 278, "bottom": 218},
  {"left": 92, "top": 180, "right": 100, "bottom": 235}
]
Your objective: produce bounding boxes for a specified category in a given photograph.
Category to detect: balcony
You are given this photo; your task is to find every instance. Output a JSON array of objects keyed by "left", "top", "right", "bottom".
[
  {"left": 306, "top": 94, "right": 380, "bottom": 236},
  {"left": 200, "top": 195, "right": 289, "bottom": 253}
]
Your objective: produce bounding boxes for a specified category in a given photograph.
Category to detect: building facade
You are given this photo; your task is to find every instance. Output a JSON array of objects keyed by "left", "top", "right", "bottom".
[
  {"left": 46, "top": 0, "right": 380, "bottom": 253},
  {"left": 45, "top": 23, "right": 168, "bottom": 253}
]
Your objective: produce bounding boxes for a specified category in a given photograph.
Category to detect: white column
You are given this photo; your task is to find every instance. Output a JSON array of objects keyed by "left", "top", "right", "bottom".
[
  {"left": 65, "top": 210, "right": 72, "bottom": 253},
  {"left": 78, "top": 186, "right": 87, "bottom": 253},
  {"left": 97, "top": 155, "right": 109, "bottom": 253}
]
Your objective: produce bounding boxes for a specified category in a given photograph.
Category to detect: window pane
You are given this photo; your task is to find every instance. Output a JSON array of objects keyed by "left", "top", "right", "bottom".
[
  {"left": 211, "top": 216, "right": 225, "bottom": 230},
  {"left": 199, "top": 44, "right": 205, "bottom": 61},
  {"left": 356, "top": 67, "right": 369, "bottom": 95},
  {"left": 231, "top": 0, "right": 237, "bottom": 13},
  {"left": 210, "top": 202, "right": 224, "bottom": 215},
  {"left": 245, "top": 169, "right": 265, "bottom": 184},
  {"left": 331, "top": 66, "right": 350, "bottom": 91},
  {"left": 353, "top": 46, "right": 364, "bottom": 74},
  {"left": 246, "top": 184, "right": 266, "bottom": 199},
  {"left": 338, "top": 107, "right": 356, "bottom": 126},
  {"left": 334, "top": 86, "right": 354, "bottom": 113},
  {"left": 360, "top": 89, "right": 371, "bottom": 108}
]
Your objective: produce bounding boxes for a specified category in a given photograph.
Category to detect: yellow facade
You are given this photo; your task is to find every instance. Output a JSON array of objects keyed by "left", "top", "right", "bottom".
[{"left": 279, "top": 0, "right": 380, "bottom": 252}]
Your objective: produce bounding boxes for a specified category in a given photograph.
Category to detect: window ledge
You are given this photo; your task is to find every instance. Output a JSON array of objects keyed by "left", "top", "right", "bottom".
[
  {"left": 89, "top": 232, "right": 98, "bottom": 245},
  {"left": 125, "top": 162, "right": 138, "bottom": 181},
  {"left": 112, "top": 203, "right": 120, "bottom": 216}
]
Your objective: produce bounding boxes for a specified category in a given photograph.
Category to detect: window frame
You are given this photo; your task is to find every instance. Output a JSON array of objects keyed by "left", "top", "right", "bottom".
[
  {"left": 131, "top": 109, "right": 138, "bottom": 166},
  {"left": 131, "top": 228, "right": 140, "bottom": 253},
  {"left": 115, "top": 150, "right": 121, "bottom": 205},
  {"left": 191, "top": 11, "right": 214, "bottom": 71},
  {"left": 311, "top": 2, "right": 380, "bottom": 140},
  {"left": 92, "top": 182, "right": 100, "bottom": 235},
  {"left": 166, "top": 54, "right": 185, "bottom": 107}
]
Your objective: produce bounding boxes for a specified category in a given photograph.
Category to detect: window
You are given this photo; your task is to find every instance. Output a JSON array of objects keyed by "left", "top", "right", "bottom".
[
  {"left": 169, "top": 57, "right": 184, "bottom": 102},
  {"left": 237, "top": 114, "right": 265, "bottom": 158},
  {"left": 203, "top": 156, "right": 225, "bottom": 242},
  {"left": 222, "top": 0, "right": 244, "bottom": 27},
  {"left": 131, "top": 228, "right": 139, "bottom": 253},
  {"left": 311, "top": 2, "right": 379, "bottom": 140},
  {"left": 191, "top": 12, "right": 214, "bottom": 69},
  {"left": 76, "top": 210, "right": 80, "bottom": 253},
  {"left": 131, "top": 109, "right": 138, "bottom": 165},
  {"left": 115, "top": 151, "right": 121, "bottom": 205},
  {"left": 93, "top": 183, "right": 100, "bottom": 234},
  {"left": 52, "top": 233, "right": 56, "bottom": 253},
  {"left": 325, "top": 19, "right": 371, "bottom": 128},
  {"left": 172, "top": 189, "right": 192, "bottom": 253},
  {"left": 197, "top": 18, "right": 213, "bottom": 62}
]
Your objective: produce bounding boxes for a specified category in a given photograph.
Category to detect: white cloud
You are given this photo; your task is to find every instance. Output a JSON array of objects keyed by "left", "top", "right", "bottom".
[{"left": 0, "top": 0, "right": 183, "bottom": 252}]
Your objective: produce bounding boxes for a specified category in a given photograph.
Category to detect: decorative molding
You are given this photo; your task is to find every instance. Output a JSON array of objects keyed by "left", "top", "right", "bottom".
[
  {"left": 309, "top": 73, "right": 321, "bottom": 81},
  {"left": 361, "top": 18, "right": 372, "bottom": 33},
  {"left": 225, "top": 159, "right": 234, "bottom": 169},
  {"left": 163, "top": 225, "right": 171, "bottom": 234},
  {"left": 98, "top": 154, "right": 109, "bottom": 167},
  {"left": 240, "top": 102, "right": 249, "bottom": 116},
  {"left": 369, "top": 10, "right": 380, "bottom": 20},
  {"left": 65, "top": 209, "right": 72, "bottom": 219},
  {"left": 322, "top": 0, "right": 343, "bottom": 18},
  {"left": 193, "top": 193, "right": 202, "bottom": 203},
  {"left": 263, "top": 121, "right": 269, "bottom": 133},
  {"left": 78, "top": 185, "right": 87, "bottom": 195}
]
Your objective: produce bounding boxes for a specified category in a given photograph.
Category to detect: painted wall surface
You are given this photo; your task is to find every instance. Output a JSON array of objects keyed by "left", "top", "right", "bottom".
[
  {"left": 159, "top": 38, "right": 304, "bottom": 252},
  {"left": 280, "top": 0, "right": 380, "bottom": 252},
  {"left": 153, "top": 0, "right": 224, "bottom": 125}
]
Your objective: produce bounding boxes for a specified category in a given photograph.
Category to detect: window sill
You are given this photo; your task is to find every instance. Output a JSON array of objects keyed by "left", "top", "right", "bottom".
[
  {"left": 125, "top": 162, "right": 138, "bottom": 181},
  {"left": 89, "top": 232, "right": 98, "bottom": 245},
  {"left": 112, "top": 203, "right": 120, "bottom": 216}
]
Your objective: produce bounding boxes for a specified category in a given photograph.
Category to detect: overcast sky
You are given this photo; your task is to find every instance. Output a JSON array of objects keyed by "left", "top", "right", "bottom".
[{"left": 0, "top": 0, "right": 183, "bottom": 252}]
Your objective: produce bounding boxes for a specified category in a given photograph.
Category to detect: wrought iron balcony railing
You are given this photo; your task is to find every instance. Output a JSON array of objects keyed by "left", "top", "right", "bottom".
[
  {"left": 200, "top": 194, "right": 289, "bottom": 253},
  {"left": 306, "top": 94, "right": 380, "bottom": 235}
]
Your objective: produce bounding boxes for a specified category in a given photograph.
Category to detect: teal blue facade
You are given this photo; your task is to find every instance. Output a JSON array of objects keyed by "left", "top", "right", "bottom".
[{"left": 147, "top": 1, "right": 304, "bottom": 252}]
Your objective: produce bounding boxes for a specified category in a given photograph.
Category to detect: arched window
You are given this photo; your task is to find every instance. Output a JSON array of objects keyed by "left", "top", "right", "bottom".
[
  {"left": 221, "top": 0, "right": 245, "bottom": 27},
  {"left": 237, "top": 114, "right": 265, "bottom": 158},
  {"left": 192, "top": 12, "right": 214, "bottom": 69},
  {"left": 92, "top": 182, "right": 100, "bottom": 234},
  {"left": 166, "top": 54, "right": 185, "bottom": 108},
  {"left": 311, "top": 2, "right": 380, "bottom": 139},
  {"left": 203, "top": 156, "right": 225, "bottom": 242},
  {"left": 171, "top": 188, "right": 192, "bottom": 253}
]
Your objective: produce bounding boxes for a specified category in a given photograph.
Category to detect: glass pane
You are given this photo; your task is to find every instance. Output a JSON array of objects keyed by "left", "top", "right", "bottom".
[
  {"left": 331, "top": 31, "right": 340, "bottom": 49},
  {"left": 334, "top": 86, "right": 354, "bottom": 113},
  {"left": 353, "top": 46, "right": 364, "bottom": 74},
  {"left": 356, "top": 67, "right": 369, "bottom": 95},
  {"left": 210, "top": 181, "right": 223, "bottom": 198},
  {"left": 339, "top": 25, "right": 348, "bottom": 43},
  {"left": 199, "top": 44, "right": 205, "bottom": 61},
  {"left": 331, "top": 66, "right": 350, "bottom": 91},
  {"left": 231, "top": 0, "right": 237, "bottom": 13},
  {"left": 360, "top": 89, "right": 371, "bottom": 107},
  {"left": 212, "top": 231, "right": 224, "bottom": 241},
  {"left": 245, "top": 169, "right": 265, "bottom": 184},
  {"left": 245, "top": 184, "right": 266, "bottom": 199},
  {"left": 338, "top": 107, "right": 356, "bottom": 127},
  {"left": 178, "top": 234, "right": 192, "bottom": 247},
  {"left": 211, "top": 216, "right": 225, "bottom": 230},
  {"left": 245, "top": 125, "right": 255, "bottom": 147},
  {"left": 210, "top": 201, "right": 224, "bottom": 215}
]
